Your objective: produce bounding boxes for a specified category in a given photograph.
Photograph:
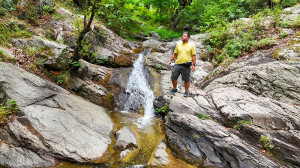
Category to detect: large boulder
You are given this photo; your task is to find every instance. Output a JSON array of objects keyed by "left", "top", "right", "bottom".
[
  {"left": 273, "top": 33, "right": 300, "bottom": 61},
  {"left": 158, "top": 48, "right": 300, "bottom": 167},
  {"left": 281, "top": 4, "right": 300, "bottom": 26},
  {"left": 151, "top": 140, "right": 169, "bottom": 166},
  {"left": 166, "top": 113, "right": 280, "bottom": 167},
  {"left": 0, "top": 144, "right": 54, "bottom": 168},
  {"left": 203, "top": 52, "right": 300, "bottom": 105},
  {"left": 38, "top": 7, "right": 135, "bottom": 68},
  {"left": 149, "top": 31, "right": 161, "bottom": 39},
  {"left": 0, "top": 62, "right": 113, "bottom": 167},
  {"left": 11, "top": 37, "right": 70, "bottom": 69},
  {"left": 114, "top": 126, "right": 138, "bottom": 151}
]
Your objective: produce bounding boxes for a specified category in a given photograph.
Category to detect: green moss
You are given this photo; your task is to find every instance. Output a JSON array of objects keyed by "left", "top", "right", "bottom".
[
  {"left": 0, "top": 49, "right": 9, "bottom": 62},
  {"left": 0, "top": 49, "right": 16, "bottom": 63},
  {"left": 0, "top": 21, "right": 32, "bottom": 45},
  {"left": 272, "top": 48, "right": 282, "bottom": 60},
  {"left": 102, "top": 93, "right": 115, "bottom": 110}
]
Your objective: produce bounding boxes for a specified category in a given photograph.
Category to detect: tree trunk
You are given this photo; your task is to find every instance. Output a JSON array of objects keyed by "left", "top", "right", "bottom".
[
  {"left": 72, "top": 0, "right": 99, "bottom": 71},
  {"left": 170, "top": 0, "right": 192, "bottom": 30},
  {"left": 169, "top": 7, "right": 182, "bottom": 30}
]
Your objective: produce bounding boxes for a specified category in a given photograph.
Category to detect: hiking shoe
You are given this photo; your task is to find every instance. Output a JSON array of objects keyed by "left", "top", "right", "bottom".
[
  {"left": 183, "top": 92, "right": 189, "bottom": 97},
  {"left": 170, "top": 89, "right": 178, "bottom": 94}
]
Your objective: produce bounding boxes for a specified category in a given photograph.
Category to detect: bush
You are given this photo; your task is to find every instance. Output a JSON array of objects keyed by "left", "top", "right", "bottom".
[
  {"left": 0, "top": 99, "right": 18, "bottom": 125},
  {"left": 0, "top": 0, "right": 16, "bottom": 12},
  {"left": 156, "top": 103, "right": 169, "bottom": 115},
  {"left": 205, "top": 7, "right": 284, "bottom": 65},
  {"left": 0, "top": 21, "right": 32, "bottom": 45},
  {"left": 198, "top": 112, "right": 210, "bottom": 120}
]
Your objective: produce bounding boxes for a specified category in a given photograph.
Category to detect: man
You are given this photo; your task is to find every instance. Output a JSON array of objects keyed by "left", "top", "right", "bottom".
[{"left": 167, "top": 32, "right": 196, "bottom": 97}]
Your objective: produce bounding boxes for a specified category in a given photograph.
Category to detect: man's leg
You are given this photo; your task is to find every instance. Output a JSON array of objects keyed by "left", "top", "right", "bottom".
[
  {"left": 182, "top": 66, "right": 191, "bottom": 95},
  {"left": 171, "top": 65, "right": 180, "bottom": 92},
  {"left": 184, "top": 81, "right": 190, "bottom": 92},
  {"left": 172, "top": 80, "right": 178, "bottom": 90}
]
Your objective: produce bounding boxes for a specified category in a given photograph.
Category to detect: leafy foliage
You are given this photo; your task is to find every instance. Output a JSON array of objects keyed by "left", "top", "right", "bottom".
[
  {"left": 0, "top": 21, "right": 32, "bottom": 45},
  {"left": 0, "top": 99, "right": 18, "bottom": 125},
  {"left": 0, "top": 0, "right": 16, "bottom": 16},
  {"left": 156, "top": 103, "right": 169, "bottom": 115},
  {"left": 198, "top": 112, "right": 210, "bottom": 120},
  {"left": 260, "top": 135, "right": 275, "bottom": 150},
  {"left": 233, "top": 120, "right": 253, "bottom": 130},
  {"left": 204, "top": 7, "right": 283, "bottom": 65}
]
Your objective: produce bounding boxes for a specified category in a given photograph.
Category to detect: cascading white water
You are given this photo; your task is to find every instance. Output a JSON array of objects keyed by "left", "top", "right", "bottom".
[{"left": 123, "top": 49, "right": 155, "bottom": 125}]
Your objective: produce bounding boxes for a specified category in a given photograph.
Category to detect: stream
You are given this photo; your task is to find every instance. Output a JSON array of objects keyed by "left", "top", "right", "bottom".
[{"left": 53, "top": 50, "right": 196, "bottom": 168}]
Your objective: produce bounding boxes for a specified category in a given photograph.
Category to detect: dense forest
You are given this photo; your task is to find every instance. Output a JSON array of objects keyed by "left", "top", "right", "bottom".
[
  {"left": 69, "top": 0, "right": 299, "bottom": 39},
  {"left": 1, "top": 0, "right": 299, "bottom": 66}
]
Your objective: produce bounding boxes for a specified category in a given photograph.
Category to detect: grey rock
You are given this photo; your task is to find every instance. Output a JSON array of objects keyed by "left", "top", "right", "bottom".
[
  {"left": 101, "top": 25, "right": 133, "bottom": 54},
  {"left": 282, "top": 4, "right": 300, "bottom": 14},
  {"left": 120, "top": 149, "right": 133, "bottom": 159},
  {"left": 151, "top": 140, "right": 169, "bottom": 166},
  {"left": 135, "top": 32, "right": 148, "bottom": 40},
  {"left": 203, "top": 61, "right": 300, "bottom": 105},
  {"left": 275, "top": 33, "right": 300, "bottom": 61},
  {"left": 38, "top": 7, "right": 134, "bottom": 67},
  {"left": 97, "top": 47, "right": 114, "bottom": 59},
  {"left": 281, "top": 28, "right": 295, "bottom": 35},
  {"left": 142, "top": 39, "right": 161, "bottom": 48},
  {"left": 71, "top": 77, "right": 107, "bottom": 106},
  {"left": 11, "top": 37, "right": 70, "bottom": 69},
  {"left": 0, "top": 62, "right": 64, "bottom": 107},
  {"left": 189, "top": 34, "right": 209, "bottom": 55},
  {"left": 149, "top": 31, "right": 161, "bottom": 39},
  {"left": 155, "top": 42, "right": 176, "bottom": 53},
  {"left": 115, "top": 126, "right": 138, "bottom": 150},
  {"left": 77, "top": 60, "right": 109, "bottom": 81},
  {"left": 72, "top": 61, "right": 109, "bottom": 106},
  {"left": 280, "top": 4, "right": 300, "bottom": 25},
  {"left": 153, "top": 34, "right": 300, "bottom": 167},
  {"left": 0, "top": 47, "right": 15, "bottom": 59},
  {"left": 145, "top": 52, "right": 171, "bottom": 70},
  {"left": 237, "top": 18, "right": 253, "bottom": 23},
  {"left": 12, "top": 37, "right": 68, "bottom": 58},
  {"left": 0, "top": 62, "right": 113, "bottom": 165},
  {"left": 166, "top": 113, "right": 280, "bottom": 167},
  {"left": 208, "top": 87, "right": 300, "bottom": 130},
  {"left": 0, "top": 143, "right": 55, "bottom": 168}
]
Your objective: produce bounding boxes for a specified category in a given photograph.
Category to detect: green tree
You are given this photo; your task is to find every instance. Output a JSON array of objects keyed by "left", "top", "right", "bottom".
[
  {"left": 72, "top": 0, "right": 101, "bottom": 70},
  {"left": 170, "top": 0, "right": 193, "bottom": 30}
]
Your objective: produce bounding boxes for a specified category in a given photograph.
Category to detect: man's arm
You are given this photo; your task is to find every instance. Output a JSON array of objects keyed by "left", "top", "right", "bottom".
[
  {"left": 168, "top": 53, "right": 177, "bottom": 65},
  {"left": 191, "top": 54, "right": 196, "bottom": 72}
]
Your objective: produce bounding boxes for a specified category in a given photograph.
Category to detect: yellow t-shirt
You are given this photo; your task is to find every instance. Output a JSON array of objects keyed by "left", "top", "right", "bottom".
[{"left": 174, "top": 42, "right": 196, "bottom": 64}]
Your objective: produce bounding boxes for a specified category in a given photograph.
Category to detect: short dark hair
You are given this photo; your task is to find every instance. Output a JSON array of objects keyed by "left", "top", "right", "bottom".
[{"left": 183, "top": 32, "right": 190, "bottom": 38}]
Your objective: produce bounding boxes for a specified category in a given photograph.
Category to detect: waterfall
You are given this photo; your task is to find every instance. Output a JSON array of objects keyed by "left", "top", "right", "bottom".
[{"left": 122, "top": 49, "right": 155, "bottom": 125}]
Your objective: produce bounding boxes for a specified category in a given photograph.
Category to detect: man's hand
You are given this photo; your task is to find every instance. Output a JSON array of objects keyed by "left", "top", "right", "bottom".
[
  {"left": 168, "top": 60, "right": 172, "bottom": 66},
  {"left": 191, "top": 65, "right": 195, "bottom": 72}
]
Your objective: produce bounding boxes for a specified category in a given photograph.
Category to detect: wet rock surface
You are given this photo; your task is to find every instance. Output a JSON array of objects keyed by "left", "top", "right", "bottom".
[
  {"left": 0, "top": 62, "right": 113, "bottom": 167},
  {"left": 115, "top": 126, "right": 138, "bottom": 151},
  {"left": 151, "top": 140, "right": 169, "bottom": 166}
]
